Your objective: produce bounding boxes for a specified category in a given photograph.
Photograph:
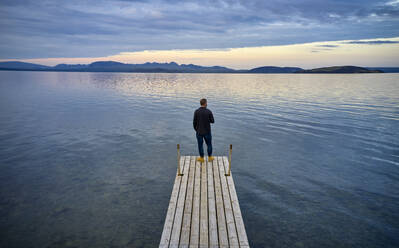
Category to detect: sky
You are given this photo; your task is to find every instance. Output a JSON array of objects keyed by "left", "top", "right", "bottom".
[{"left": 0, "top": 0, "right": 398, "bottom": 69}]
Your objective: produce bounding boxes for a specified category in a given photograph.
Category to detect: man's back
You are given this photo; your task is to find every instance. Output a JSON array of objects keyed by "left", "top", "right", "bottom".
[{"left": 193, "top": 107, "right": 214, "bottom": 135}]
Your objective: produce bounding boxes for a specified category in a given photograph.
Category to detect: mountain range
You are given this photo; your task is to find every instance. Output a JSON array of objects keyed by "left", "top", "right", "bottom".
[{"left": 0, "top": 61, "right": 396, "bottom": 73}]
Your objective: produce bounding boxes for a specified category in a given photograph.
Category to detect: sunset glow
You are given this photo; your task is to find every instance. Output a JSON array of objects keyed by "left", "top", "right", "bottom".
[{"left": 8, "top": 37, "right": 398, "bottom": 69}]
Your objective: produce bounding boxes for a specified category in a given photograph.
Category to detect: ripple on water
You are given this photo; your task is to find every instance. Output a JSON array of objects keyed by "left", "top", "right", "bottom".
[{"left": 0, "top": 71, "right": 398, "bottom": 248}]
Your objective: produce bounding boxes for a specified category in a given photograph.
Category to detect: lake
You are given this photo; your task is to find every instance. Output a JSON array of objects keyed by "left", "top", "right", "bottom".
[{"left": 0, "top": 71, "right": 398, "bottom": 248}]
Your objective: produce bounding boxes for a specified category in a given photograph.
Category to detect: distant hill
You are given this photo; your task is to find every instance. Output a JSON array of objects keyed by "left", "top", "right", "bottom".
[
  {"left": 0, "top": 61, "right": 235, "bottom": 73},
  {"left": 0, "top": 61, "right": 51, "bottom": 70},
  {"left": 53, "top": 63, "right": 87, "bottom": 70},
  {"left": 367, "top": 67, "right": 399, "bottom": 73},
  {"left": 249, "top": 66, "right": 302, "bottom": 73},
  {"left": 83, "top": 61, "right": 236, "bottom": 73},
  {"left": 0, "top": 61, "right": 393, "bottom": 73},
  {"left": 297, "top": 66, "right": 383, "bottom": 73}
]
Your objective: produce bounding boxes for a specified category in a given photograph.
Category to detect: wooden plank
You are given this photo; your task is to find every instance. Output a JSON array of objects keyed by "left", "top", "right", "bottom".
[
  {"left": 207, "top": 156, "right": 218, "bottom": 248},
  {"left": 169, "top": 156, "right": 191, "bottom": 248},
  {"left": 222, "top": 156, "right": 250, "bottom": 247},
  {"left": 199, "top": 157, "right": 208, "bottom": 247},
  {"left": 218, "top": 156, "right": 239, "bottom": 247},
  {"left": 159, "top": 155, "right": 187, "bottom": 248},
  {"left": 190, "top": 157, "right": 201, "bottom": 247},
  {"left": 161, "top": 155, "right": 250, "bottom": 248},
  {"left": 179, "top": 156, "right": 196, "bottom": 247},
  {"left": 213, "top": 156, "right": 229, "bottom": 247}
]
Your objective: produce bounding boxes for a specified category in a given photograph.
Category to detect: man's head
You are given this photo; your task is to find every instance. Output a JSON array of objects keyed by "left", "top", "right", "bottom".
[{"left": 200, "top": 98, "right": 207, "bottom": 107}]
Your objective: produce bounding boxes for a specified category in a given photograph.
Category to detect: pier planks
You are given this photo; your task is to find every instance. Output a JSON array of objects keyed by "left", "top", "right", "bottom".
[{"left": 160, "top": 156, "right": 249, "bottom": 248}]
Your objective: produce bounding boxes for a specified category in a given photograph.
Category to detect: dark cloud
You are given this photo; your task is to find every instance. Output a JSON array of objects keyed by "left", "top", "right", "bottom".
[
  {"left": 311, "top": 44, "right": 340, "bottom": 52},
  {"left": 0, "top": 0, "right": 398, "bottom": 59},
  {"left": 316, "top": 45, "right": 340, "bottom": 48},
  {"left": 343, "top": 40, "right": 399, "bottom": 44}
]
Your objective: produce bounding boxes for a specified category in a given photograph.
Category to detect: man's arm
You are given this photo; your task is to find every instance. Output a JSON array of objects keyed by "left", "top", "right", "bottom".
[
  {"left": 193, "top": 111, "right": 198, "bottom": 131},
  {"left": 209, "top": 111, "right": 214, "bottom": 123}
]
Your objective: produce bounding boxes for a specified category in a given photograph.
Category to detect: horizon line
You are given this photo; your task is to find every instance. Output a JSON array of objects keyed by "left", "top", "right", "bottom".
[{"left": 1, "top": 37, "right": 398, "bottom": 70}]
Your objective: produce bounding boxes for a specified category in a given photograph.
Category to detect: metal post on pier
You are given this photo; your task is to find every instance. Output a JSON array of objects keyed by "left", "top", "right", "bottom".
[
  {"left": 177, "top": 144, "right": 183, "bottom": 176},
  {"left": 225, "top": 144, "right": 232, "bottom": 176}
]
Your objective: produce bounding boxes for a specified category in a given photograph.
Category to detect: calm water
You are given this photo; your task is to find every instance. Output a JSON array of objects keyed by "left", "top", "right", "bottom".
[{"left": 0, "top": 71, "right": 398, "bottom": 248}]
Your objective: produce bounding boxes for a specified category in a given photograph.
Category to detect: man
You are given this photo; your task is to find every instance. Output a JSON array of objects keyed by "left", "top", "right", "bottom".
[{"left": 193, "top": 98, "right": 215, "bottom": 163}]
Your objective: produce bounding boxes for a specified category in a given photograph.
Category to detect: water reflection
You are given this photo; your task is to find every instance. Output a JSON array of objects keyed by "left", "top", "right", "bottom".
[{"left": 0, "top": 71, "right": 398, "bottom": 248}]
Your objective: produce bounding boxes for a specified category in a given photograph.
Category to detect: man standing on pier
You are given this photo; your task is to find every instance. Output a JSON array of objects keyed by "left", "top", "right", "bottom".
[{"left": 193, "top": 98, "right": 215, "bottom": 163}]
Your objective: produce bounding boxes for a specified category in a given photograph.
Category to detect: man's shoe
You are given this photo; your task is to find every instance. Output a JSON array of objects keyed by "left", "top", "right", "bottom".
[
  {"left": 208, "top": 156, "right": 215, "bottom": 162},
  {"left": 197, "top": 157, "right": 205, "bottom": 163}
]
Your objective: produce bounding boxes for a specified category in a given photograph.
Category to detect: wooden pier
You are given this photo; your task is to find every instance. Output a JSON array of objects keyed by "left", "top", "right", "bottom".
[{"left": 159, "top": 146, "right": 249, "bottom": 248}]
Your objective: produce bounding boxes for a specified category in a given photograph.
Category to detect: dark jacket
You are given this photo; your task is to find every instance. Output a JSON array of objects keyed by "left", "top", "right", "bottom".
[{"left": 193, "top": 107, "right": 214, "bottom": 135}]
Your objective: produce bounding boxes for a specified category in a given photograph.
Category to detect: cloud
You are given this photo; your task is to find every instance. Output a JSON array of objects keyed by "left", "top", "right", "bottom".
[
  {"left": 310, "top": 44, "right": 340, "bottom": 52},
  {"left": 343, "top": 40, "right": 399, "bottom": 44},
  {"left": 0, "top": 0, "right": 399, "bottom": 59},
  {"left": 10, "top": 38, "right": 398, "bottom": 69},
  {"left": 316, "top": 45, "right": 340, "bottom": 48}
]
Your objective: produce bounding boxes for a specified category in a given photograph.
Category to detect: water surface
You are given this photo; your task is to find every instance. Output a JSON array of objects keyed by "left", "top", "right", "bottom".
[{"left": 0, "top": 71, "right": 398, "bottom": 247}]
